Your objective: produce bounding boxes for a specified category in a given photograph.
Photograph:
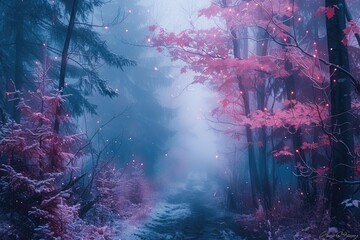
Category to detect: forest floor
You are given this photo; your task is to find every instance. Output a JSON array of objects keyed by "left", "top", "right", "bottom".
[
  {"left": 111, "top": 172, "right": 360, "bottom": 240},
  {"left": 115, "top": 173, "right": 266, "bottom": 240}
]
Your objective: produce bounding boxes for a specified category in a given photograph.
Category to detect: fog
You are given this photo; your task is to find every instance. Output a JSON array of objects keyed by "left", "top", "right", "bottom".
[
  {"left": 89, "top": 0, "right": 221, "bottom": 183},
  {"left": 1, "top": 0, "right": 359, "bottom": 239}
]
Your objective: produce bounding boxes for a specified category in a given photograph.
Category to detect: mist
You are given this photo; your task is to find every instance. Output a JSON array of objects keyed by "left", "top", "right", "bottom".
[{"left": 1, "top": 0, "right": 360, "bottom": 239}]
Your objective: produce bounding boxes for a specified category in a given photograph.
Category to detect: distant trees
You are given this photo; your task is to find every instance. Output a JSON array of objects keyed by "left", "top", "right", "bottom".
[
  {"left": 148, "top": 0, "right": 360, "bottom": 235},
  {"left": 86, "top": 0, "right": 174, "bottom": 176}
]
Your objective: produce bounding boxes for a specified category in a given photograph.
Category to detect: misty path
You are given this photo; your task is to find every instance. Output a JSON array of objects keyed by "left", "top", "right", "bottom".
[{"left": 120, "top": 173, "right": 263, "bottom": 240}]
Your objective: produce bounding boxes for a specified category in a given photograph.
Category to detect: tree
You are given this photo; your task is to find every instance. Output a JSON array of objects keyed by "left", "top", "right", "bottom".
[
  {"left": 148, "top": 0, "right": 360, "bottom": 234},
  {"left": 84, "top": 0, "right": 174, "bottom": 177},
  {"left": 54, "top": 0, "right": 79, "bottom": 133},
  {"left": 0, "top": 65, "right": 83, "bottom": 238},
  {"left": 0, "top": 0, "right": 135, "bottom": 124},
  {"left": 325, "top": 0, "right": 355, "bottom": 229}
]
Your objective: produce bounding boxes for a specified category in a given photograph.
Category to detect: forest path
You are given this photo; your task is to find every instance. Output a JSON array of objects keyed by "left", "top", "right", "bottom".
[{"left": 119, "top": 173, "right": 264, "bottom": 240}]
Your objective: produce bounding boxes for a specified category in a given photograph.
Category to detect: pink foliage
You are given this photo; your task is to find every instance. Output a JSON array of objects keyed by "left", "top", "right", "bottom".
[
  {"left": 315, "top": 166, "right": 329, "bottom": 176},
  {"left": 301, "top": 142, "right": 319, "bottom": 150},
  {"left": 315, "top": 6, "right": 335, "bottom": 19},
  {"left": 0, "top": 67, "right": 85, "bottom": 239},
  {"left": 95, "top": 161, "right": 153, "bottom": 221},
  {"left": 342, "top": 20, "right": 360, "bottom": 45}
]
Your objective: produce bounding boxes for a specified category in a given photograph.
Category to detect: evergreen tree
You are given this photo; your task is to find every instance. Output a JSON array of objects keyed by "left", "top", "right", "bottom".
[{"left": 0, "top": 0, "right": 135, "bottom": 124}]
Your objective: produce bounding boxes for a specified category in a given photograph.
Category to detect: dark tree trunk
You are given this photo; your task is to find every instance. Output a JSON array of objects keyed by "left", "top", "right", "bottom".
[
  {"left": 244, "top": 107, "right": 260, "bottom": 209},
  {"left": 256, "top": 33, "right": 272, "bottom": 212},
  {"left": 54, "top": 0, "right": 79, "bottom": 133},
  {"left": 283, "top": 15, "right": 312, "bottom": 206},
  {"left": 232, "top": 27, "right": 260, "bottom": 209},
  {"left": 283, "top": 73, "right": 312, "bottom": 205},
  {"left": 13, "top": 2, "right": 24, "bottom": 123},
  {"left": 326, "top": 0, "right": 354, "bottom": 229}
]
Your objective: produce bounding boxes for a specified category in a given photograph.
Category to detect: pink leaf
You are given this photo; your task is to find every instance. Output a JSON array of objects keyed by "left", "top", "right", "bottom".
[
  {"left": 315, "top": 7, "right": 326, "bottom": 17},
  {"left": 198, "top": 5, "right": 218, "bottom": 18},
  {"left": 326, "top": 7, "right": 335, "bottom": 19},
  {"left": 180, "top": 67, "right": 187, "bottom": 74},
  {"left": 148, "top": 25, "right": 157, "bottom": 32},
  {"left": 211, "top": 107, "right": 219, "bottom": 116},
  {"left": 315, "top": 6, "right": 335, "bottom": 19},
  {"left": 342, "top": 36, "right": 348, "bottom": 45},
  {"left": 221, "top": 98, "right": 230, "bottom": 108}
]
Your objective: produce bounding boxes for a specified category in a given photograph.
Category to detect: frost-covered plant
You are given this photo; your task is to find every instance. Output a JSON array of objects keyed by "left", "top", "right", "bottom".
[
  {"left": 85, "top": 160, "right": 152, "bottom": 225},
  {"left": 0, "top": 66, "right": 84, "bottom": 239},
  {"left": 341, "top": 199, "right": 360, "bottom": 208}
]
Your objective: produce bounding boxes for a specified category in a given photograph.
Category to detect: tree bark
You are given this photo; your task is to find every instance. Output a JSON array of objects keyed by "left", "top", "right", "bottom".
[
  {"left": 256, "top": 33, "right": 272, "bottom": 212},
  {"left": 13, "top": 1, "right": 24, "bottom": 123},
  {"left": 282, "top": 13, "right": 312, "bottom": 206},
  {"left": 54, "top": 0, "right": 79, "bottom": 133},
  {"left": 326, "top": 0, "right": 354, "bottom": 229},
  {"left": 232, "top": 27, "right": 260, "bottom": 209}
]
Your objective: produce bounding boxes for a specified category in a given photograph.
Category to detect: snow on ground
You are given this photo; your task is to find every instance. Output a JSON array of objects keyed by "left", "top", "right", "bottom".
[
  {"left": 117, "top": 201, "right": 191, "bottom": 240},
  {"left": 114, "top": 172, "right": 247, "bottom": 240}
]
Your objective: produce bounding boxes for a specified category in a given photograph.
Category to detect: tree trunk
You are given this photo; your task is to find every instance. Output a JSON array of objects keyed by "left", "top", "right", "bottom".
[
  {"left": 13, "top": 2, "right": 24, "bottom": 123},
  {"left": 244, "top": 104, "right": 260, "bottom": 209},
  {"left": 283, "top": 15, "right": 312, "bottom": 206},
  {"left": 326, "top": 0, "right": 354, "bottom": 229},
  {"left": 232, "top": 27, "right": 260, "bottom": 209},
  {"left": 256, "top": 33, "right": 272, "bottom": 212},
  {"left": 54, "top": 0, "right": 79, "bottom": 133}
]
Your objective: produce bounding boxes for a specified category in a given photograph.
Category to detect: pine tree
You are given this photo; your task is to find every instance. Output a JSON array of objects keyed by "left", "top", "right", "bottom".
[{"left": 0, "top": 0, "right": 135, "bottom": 123}]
